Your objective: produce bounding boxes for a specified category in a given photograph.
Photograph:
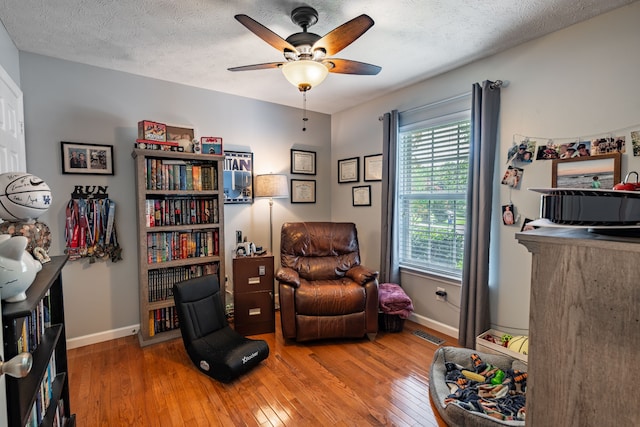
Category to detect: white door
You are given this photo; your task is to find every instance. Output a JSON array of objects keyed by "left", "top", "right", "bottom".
[{"left": 0, "top": 63, "right": 26, "bottom": 427}]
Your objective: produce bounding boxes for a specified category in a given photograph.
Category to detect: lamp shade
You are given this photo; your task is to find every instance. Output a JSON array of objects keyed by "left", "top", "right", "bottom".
[
  {"left": 281, "top": 60, "right": 329, "bottom": 92},
  {"left": 254, "top": 174, "right": 289, "bottom": 199}
]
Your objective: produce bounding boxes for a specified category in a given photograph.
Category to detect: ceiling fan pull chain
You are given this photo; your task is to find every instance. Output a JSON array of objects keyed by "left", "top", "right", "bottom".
[{"left": 302, "top": 91, "right": 309, "bottom": 131}]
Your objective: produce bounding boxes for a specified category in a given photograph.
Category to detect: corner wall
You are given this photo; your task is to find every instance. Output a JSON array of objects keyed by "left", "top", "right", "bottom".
[{"left": 331, "top": 2, "right": 640, "bottom": 336}]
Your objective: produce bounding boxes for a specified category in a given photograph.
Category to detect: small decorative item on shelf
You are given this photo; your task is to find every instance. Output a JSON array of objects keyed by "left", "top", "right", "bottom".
[
  {"left": 201, "top": 137, "right": 223, "bottom": 155},
  {"left": 138, "top": 120, "right": 167, "bottom": 142},
  {"left": 0, "top": 221, "right": 51, "bottom": 263},
  {"left": 0, "top": 172, "right": 53, "bottom": 263},
  {"left": 166, "top": 125, "right": 195, "bottom": 153},
  {"left": 0, "top": 172, "right": 52, "bottom": 221},
  {"left": 0, "top": 235, "right": 43, "bottom": 302}
]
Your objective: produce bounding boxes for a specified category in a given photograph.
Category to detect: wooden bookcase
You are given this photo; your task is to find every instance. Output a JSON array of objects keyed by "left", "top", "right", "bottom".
[
  {"left": 132, "top": 149, "right": 225, "bottom": 346},
  {"left": 2, "top": 255, "right": 75, "bottom": 427}
]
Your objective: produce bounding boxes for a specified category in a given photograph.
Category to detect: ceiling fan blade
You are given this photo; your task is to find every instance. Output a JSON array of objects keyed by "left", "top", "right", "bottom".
[
  {"left": 313, "top": 14, "right": 374, "bottom": 57},
  {"left": 235, "top": 14, "right": 298, "bottom": 53},
  {"left": 325, "top": 59, "right": 381, "bottom": 75},
  {"left": 228, "top": 62, "right": 284, "bottom": 72}
]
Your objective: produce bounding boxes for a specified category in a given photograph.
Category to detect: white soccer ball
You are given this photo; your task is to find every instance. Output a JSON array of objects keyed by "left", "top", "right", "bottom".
[{"left": 0, "top": 173, "right": 52, "bottom": 221}]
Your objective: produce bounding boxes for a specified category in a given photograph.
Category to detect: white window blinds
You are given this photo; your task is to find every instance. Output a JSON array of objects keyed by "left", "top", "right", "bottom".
[{"left": 398, "top": 99, "right": 471, "bottom": 279}]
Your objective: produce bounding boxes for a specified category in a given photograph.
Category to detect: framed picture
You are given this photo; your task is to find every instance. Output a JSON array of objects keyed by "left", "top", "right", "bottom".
[
  {"left": 201, "top": 137, "right": 223, "bottom": 155},
  {"left": 352, "top": 185, "right": 371, "bottom": 206},
  {"left": 223, "top": 151, "right": 253, "bottom": 204},
  {"left": 551, "top": 152, "right": 621, "bottom": 189},
  {"left": 290, "top": 149, "right": 316, "bottom": 175},
  {"left": 61, "top": 141, "right": 114, "bottom": 175},
  {"left": 338, "top": 157, "right": 359, "bottom": 183},
  {"left": 290, "top": 179, "right": 316, "bottom": 203},
  {"left": 364, "top": 153, "right": 383, "bottom": 181}
]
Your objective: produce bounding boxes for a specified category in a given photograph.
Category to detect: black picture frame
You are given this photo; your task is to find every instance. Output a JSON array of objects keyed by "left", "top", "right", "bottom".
[
  {"left": 290, "top": 179, "right": 316, "bottom": 203},
  {"left": 338, "top": 157, "right": 359, "bottom": 183},
  {"left": 352, "top": 185, "right": 371, "bottom": 206},
  {"left": 364, "top": 153, "right": 383, "bottom": 181},
  {"left": 61, "top": 141, "right": 114, "bottom": 175},
  {"left": 290, "top": 149, "right": 316, "bottom": 175}
]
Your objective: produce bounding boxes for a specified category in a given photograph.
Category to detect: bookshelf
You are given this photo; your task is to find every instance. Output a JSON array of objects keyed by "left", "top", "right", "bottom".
[
  {"left": 2, "top": 255, "right": 75, "bottom": 427},
  {"left": 132, "top": 149, "right": 225, "bottom": 346}
]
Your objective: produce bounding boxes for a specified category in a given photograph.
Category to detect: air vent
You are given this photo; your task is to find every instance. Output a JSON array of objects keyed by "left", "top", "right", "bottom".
[{"left": 412, "top": 330, "right": 445, "bottom": 345}]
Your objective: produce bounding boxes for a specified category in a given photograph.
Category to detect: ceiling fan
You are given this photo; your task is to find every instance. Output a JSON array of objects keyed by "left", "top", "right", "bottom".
[{"left": 228, "top": 6, "right": 381, "bottom": 92}]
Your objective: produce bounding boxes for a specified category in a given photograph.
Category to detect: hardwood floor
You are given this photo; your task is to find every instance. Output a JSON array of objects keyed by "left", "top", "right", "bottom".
[{"left": 67, "top": 315, "right": 454, "bottom": 426}]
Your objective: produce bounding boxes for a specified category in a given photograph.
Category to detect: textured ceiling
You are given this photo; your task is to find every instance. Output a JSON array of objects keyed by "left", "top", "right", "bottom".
[{"left": 0, "top": 0, "right": 634, "bottom": 114}]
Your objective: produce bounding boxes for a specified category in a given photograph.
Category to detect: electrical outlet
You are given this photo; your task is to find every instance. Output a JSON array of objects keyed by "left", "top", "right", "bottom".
[{"left": 436, "top": 287, "right": 446, "bottom": 301}]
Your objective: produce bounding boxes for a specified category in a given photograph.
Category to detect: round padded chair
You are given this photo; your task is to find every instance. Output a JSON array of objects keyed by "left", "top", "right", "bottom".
[{"left": 429, "top": 346, "right": 527, "bottom": 427}]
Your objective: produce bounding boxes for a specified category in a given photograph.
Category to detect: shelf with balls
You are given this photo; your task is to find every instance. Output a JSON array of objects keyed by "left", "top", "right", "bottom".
[{"left": 0, "top": 172, "right": 52, "bottom": 302}]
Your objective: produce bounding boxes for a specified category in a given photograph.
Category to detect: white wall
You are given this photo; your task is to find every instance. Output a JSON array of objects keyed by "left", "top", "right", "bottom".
[
  {"left": 331, "top": 2, "right": 640, "bottom": 336},
  {"left": 19, "top": 53, "right": 331, "bottom": 342}
]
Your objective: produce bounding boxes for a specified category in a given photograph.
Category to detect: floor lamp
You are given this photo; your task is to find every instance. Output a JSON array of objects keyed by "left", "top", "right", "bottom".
[{"left": 254, "top": 174, "right": 289, "bottom": 254}]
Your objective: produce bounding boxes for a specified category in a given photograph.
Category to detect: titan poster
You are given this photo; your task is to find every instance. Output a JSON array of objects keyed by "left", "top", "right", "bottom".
[{"left": 223, "top": 151, "right": 253, "bottom": 204}]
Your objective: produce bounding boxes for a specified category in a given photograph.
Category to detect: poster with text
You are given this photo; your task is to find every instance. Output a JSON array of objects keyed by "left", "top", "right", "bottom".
[{"left": 223, "top": 151, "right": 253, "bottom": 204}]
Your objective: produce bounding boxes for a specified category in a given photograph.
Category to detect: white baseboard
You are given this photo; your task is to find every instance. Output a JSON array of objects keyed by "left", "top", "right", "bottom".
[
  {"left": 66, "top": 315, "right": 457, "bottom": 349},
  {"left": 66, "top": 324, "right": 140, "bottom": 350},
  {"left": 408, "top": 313, "right": 458, "bottom": 339}
]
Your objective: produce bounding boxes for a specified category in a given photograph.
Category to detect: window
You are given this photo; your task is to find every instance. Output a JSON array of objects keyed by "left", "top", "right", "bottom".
[{"left": 397, "top": 102, "right": 470, "bottom": 279}]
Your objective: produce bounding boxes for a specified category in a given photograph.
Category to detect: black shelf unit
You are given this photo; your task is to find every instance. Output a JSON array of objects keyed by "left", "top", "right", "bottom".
[{"left": 2, "top": 255, "right": 75, "bottom": 427}]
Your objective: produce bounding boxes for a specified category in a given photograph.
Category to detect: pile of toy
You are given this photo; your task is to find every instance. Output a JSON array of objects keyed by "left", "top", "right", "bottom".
[{"left": 444, "top": 352, "right": 527, "bottom": 421}]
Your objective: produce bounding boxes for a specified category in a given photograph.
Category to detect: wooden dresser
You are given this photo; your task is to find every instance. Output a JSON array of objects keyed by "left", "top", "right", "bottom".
[{"left": 517, "top": 228, "right": 639, "bottom": 426}]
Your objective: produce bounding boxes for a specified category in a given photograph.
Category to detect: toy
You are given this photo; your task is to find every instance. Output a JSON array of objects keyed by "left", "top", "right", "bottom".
[
  {"left": 0, "top": 173, "right": 52, "bottom": 221},
  {"left": 461, "top": 370, "right": 485, "bottom": 382},
  {"left": 501, "top": 333, "right": 513, "bottom": 347},
  {"left": 0, "top": 235, "right": 43, "bottom": 302},
  {"left": 507, "top": 335, "right": 529, "bottom": 355},
  {"left": 491, "top": 369, "right": 505, "bottom": 385},
  {"left": 481, "top": 333, "right": 496, "bottom": 343}
]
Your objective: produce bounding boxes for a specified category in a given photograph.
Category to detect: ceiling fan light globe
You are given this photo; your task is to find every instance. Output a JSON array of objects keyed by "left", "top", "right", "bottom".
[{"left": 282, "top": 60, "right": 329, "bottom": 91}]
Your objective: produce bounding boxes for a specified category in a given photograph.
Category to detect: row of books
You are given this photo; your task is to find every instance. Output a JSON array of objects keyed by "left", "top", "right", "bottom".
[
  {"left": 149, "top": 307, "right": 180, "bottom": 336},
  {"left": 25, "top": 353, "right": 62, "bottom": 427},
  {"left": 145, "top": 158, "right": 218, "bottom": 191},
  {"left": 147, "top": 230, "right": 219, "bottom": 263},
  {"left": 16, "top": 290, "right": 51, "bottom": 354},
  {"left": 147, "top": 265, "right": 219, "bottom": 302},
  {"left": 145, "top": 197, "right": 219, "bottom": 228}
]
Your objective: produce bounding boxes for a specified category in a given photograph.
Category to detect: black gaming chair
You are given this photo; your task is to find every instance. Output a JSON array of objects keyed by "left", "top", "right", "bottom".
[{"left": 173, "top": 274, "right": 269, "bottom": 383}]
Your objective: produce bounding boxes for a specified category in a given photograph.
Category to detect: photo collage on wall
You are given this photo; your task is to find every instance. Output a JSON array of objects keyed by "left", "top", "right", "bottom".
[{"left": 501, "top": 127, "right": 640, "bottom": 228}]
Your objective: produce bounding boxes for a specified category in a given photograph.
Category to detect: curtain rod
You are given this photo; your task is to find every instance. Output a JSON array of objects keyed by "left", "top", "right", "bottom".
[
  {"left": 385, "top": 79, "right": 505, "bottom": 119},
  {"left": 399, "top": 91, "right": 471, "bottom": 115}
]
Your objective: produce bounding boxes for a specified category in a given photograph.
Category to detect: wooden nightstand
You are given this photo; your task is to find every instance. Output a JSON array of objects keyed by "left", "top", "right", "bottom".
[{"left": 232, "top": 253, "right": 275, "bottom": 335}]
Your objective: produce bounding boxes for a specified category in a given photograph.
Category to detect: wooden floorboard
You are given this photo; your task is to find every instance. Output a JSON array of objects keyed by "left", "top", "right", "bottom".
[{"left": 68, "top": 314, "right": 455, "bottom": 426}]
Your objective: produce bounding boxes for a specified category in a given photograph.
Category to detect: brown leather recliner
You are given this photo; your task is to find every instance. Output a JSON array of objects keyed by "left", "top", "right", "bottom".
[{"left": 276, "top": 222, "right": 379, "bottom": 342}]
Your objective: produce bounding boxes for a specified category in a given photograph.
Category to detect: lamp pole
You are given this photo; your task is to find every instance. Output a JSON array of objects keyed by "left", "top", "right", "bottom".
[{"left": 268, "top": 197, "right": 274, "bottom": 254}]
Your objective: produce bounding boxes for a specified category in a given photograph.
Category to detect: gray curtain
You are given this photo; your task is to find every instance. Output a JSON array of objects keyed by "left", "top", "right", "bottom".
[
  {"left": 458, "top": 81, "right": 501, "bottom": 348},
  {"left": 379, "top": 110, "right": 400, "bottom": 284}
]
